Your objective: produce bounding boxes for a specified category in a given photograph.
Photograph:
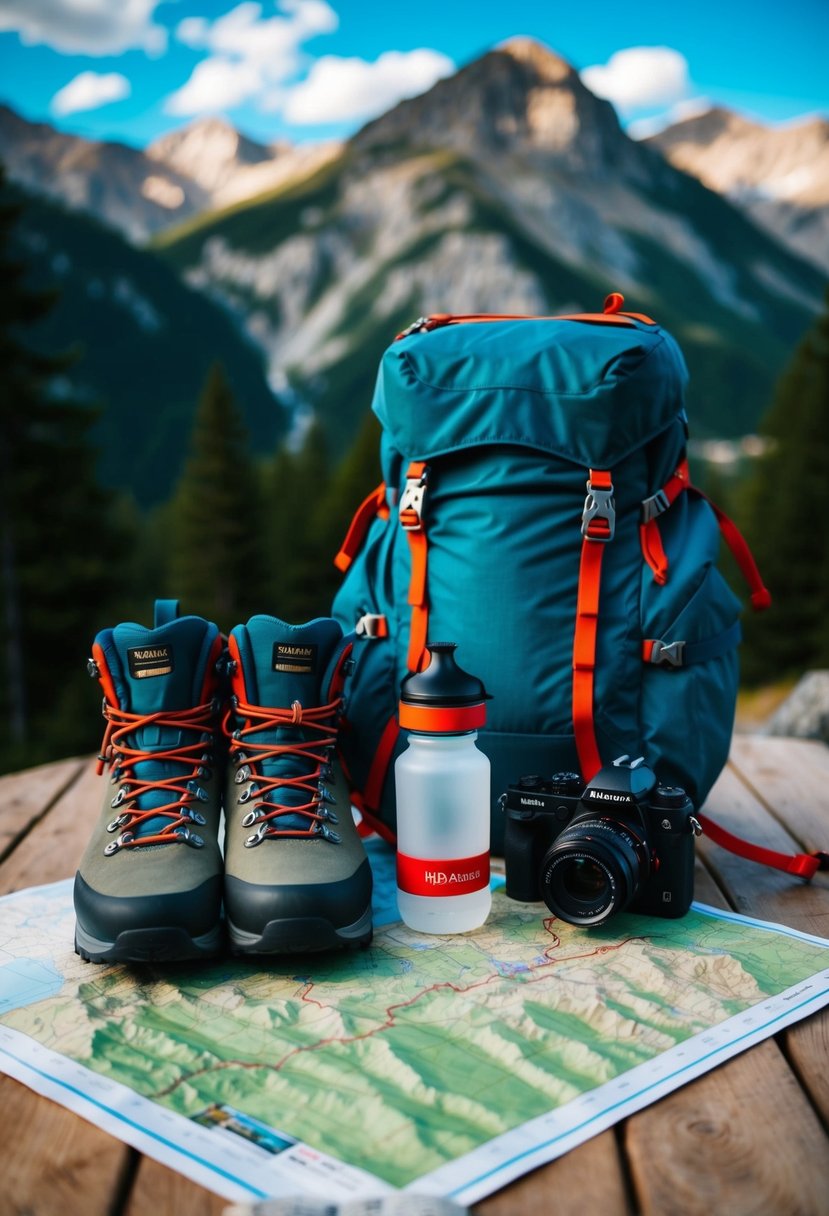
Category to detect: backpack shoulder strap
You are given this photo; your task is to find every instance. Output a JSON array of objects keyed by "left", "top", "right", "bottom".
[{"left": 572, "top": 469, "right": 615, "bottom": 782}]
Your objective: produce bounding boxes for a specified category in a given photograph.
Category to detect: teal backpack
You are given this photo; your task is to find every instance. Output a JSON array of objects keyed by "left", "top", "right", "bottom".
[{"left": 331, "top": 296, "right": 772, "bottom": 855}]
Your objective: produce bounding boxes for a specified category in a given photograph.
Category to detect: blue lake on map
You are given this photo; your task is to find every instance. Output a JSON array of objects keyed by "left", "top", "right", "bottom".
[{"left": 0, "top": 958, "right": 64, "bottom": 1012}]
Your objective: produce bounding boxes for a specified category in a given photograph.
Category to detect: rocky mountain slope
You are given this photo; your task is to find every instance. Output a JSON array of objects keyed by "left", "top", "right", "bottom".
[
  {"left": 0, "top": 106, "right": 338, "bottom": 241},
  {"left": 647, "top": 107, "right": 829, "bottom": 275},
  {"left": 155, "top": 39, "right": 825, "bottom": 451}
]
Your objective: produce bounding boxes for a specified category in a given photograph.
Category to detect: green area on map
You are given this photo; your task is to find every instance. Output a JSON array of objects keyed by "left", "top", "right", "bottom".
[{"left": 1, "top": 884, "right": 827, "bottom": 1188}]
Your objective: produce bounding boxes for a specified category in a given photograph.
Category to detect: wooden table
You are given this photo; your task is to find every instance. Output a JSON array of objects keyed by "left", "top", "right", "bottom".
[{"left": 1, "top": 735, "right": 828, "bottom": 1216}]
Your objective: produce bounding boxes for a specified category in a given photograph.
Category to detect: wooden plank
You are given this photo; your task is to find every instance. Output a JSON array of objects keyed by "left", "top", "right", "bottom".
[
  {"left": 0, "top": 760, "right": 133, "bottom": 1213},
  {"left": 0, "top": 1073, "right": 130, "bottom": 1216},
  {"left": 0, "top": 756, "right": 86, "bottom": 863},
  {"left": 696, "top": 752, "right": 829, "bottom": 1131},
  {"left": 728, "top": 737, "right": 829, "bottom": 1127},
  {"left": 729, "top": 735, "right": 829, "bottom": 855},
  {"left": 476, "top": 1130, "right": 632, "bottom": 1216},
  {"left": 0, "top": 759, "right": 101, "bottom": 895},
  {"left": 625, "top": 1039, "right": 829, "bottom": 1216},
  {"left": 696, "top": 762, "right": 829, "bottom": 938},
  {"left": 123, "top": 1157, "right": 226, "bottom": 1216}
]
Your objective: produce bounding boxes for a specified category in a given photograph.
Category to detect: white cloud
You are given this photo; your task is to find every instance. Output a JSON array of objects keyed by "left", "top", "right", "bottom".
[
  {"left": 0, "top": 0, "right": 166, "bottom": 56},
  {"left": 51, "top": 71, "right": 131, "bottom": 117},
  {"left": 166, "top": 56, "right": 265, "bottom": 117},
  {"left": 166, "top": 0, "right": 339, "bottom": 116},
  {"left": 282, "top": 49, "right": 455, "bottom": 125},
  {"left": 581, "top": 47, "right": 690, "bottom": 114}
]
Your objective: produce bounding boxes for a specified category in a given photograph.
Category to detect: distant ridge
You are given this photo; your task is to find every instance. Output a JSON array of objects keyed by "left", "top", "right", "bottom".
[
  {"left": 0, "top": 104, "right": 340, "bottom": 241},
  {"left": 648, "top": 106, "right": 829, "bottom": 274}
]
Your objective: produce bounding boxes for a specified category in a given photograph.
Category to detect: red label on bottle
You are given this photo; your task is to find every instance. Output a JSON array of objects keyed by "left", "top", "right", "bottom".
[{"left": 397, "top": 851, "right": 490, "bottom": 896}]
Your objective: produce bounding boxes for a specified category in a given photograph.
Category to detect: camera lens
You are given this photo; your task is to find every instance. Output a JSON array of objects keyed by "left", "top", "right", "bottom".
[{"left": 539, "top": 818, "right": 649, "bottom": 926}]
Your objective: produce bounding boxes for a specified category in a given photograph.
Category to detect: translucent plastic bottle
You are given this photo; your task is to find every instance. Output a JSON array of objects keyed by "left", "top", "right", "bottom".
[{"left": 395, "top": 643, "right": 491, "bottom": 934}]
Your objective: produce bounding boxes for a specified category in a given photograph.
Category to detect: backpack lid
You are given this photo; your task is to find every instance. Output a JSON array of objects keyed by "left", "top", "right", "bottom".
[{"left": 375, "top": 317, "right": 688, "bottom": 469}]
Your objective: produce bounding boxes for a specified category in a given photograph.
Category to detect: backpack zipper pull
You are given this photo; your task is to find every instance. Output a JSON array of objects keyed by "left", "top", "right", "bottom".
[{"left": 395, "top": 314, "right": 453, "bottom": 341}]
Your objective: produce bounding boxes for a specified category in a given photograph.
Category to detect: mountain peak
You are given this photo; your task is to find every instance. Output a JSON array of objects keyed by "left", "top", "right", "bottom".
[
  {"left": 352, "top": 39, "right": 634, "bottom": 176},
  {"left": 148, "top": 117, "right": 276, "bottom": 194},
  {"left": 496, "top": 36, "right": 575, "bottom": 82}
]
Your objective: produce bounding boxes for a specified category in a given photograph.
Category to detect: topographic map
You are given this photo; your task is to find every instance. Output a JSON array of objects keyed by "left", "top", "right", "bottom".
[{"left": 1, "top": 844, "right": 828, "bottom": 1204}]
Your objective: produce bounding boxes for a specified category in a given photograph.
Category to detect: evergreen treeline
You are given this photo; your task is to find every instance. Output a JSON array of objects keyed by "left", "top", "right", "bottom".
[
  {"left": 738, "top": 287, "right": 829, "bottom": 684},
  {"left": 0, "top": 170, "right": 128, "bottom": 773}
]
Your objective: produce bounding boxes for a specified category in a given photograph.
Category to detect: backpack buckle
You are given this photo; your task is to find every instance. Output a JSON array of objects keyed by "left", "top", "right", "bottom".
[
  {"left": 648, "top": 639, "right": 686, "bottom": 667},
  {"left": 582, "top": 480, "right": 615, "bottom": 542},
  {"left": 642, "top": 488, "right": 670, "bottom": 523},
  {"left": 400, "top": 467, "right": 428, "bottom": 531},
  {"left": 355, "top": 613, "right": 389, "bottom": 639}
]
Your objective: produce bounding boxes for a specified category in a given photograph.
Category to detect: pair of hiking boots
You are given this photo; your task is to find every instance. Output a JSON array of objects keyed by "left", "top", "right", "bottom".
[{"left": 73, "top": 600, "right": 373, "bottom": 964}]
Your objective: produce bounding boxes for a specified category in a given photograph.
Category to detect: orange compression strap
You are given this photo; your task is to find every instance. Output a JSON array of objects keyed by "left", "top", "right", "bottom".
[
  {"left": 640, "top": 460, "right": 691, "bottom": 585},
  {"left": 400, "top": 461, "right": 430, "bottom": 672},
  {"left": 639, "top": 461, "right": 771, "bottom": 610},
  {"left": 334, "top": 482, "right": 389, "bottom": 573},
  {"left": 572, "top": 470, "right": 614, "bottom": 783},
  {"left": 697, "top": 811, "right": 828, "bottom": 880},
  {"left": 696, "top": 492, "right": 772, "bottom": 611},
  {"left": 363, "top": 712, "right": 400, "bottom": 823}
]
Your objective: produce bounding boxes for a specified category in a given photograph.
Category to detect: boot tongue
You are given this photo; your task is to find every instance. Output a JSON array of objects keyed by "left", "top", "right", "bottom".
[
  {"left": 109, "top": 617, "right": 216, "bottom": 713},
  {"left": 239, "top": 616, "right": 343, "bottom": 710},
  {"left": 233, "top": 617, "right": 344, "bottom": 821},
  {"left": 98, "top": 616, "right": 219, "bottom": 833}
]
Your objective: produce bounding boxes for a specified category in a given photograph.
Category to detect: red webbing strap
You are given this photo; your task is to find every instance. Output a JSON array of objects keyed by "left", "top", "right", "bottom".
[
  {"left": 334, "top": 482, "right": 389, "bottom": 573},
  {"left": 639, "top": 463, "right": 771, "bottom": 611},
  {"left": 572, "top": 470, "right": 614, "bottom": 783},
  {"left": 337, "top": 714, "right": 399, "bottom": 844},
  {"left": 697, "top": 811, "right": 828, "bottom": 879},
  {"left": 363, "top": 711, "right": 400, "bottom": 838},
  {"left": 694, "top": 490, "right": 772, "bottom": 611},
  {"left": 400, "top": 461, "right": 430, "bottom": 672},
  {"left": 640, "top": 460, "right": 690, "bottom": 585}
]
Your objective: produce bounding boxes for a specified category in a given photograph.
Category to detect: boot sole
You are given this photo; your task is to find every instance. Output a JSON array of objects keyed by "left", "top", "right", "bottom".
[
  {"left": 227, "top": 905, "right": 373, "bottom": 956},
  {"left": 75, "top": 921, "right": 224, "bottom": 964}
]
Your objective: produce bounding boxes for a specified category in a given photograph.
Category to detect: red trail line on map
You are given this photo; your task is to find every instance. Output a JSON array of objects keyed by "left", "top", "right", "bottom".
[{"left": 151, "top": 928, "right": 643, "bottom": 1099}]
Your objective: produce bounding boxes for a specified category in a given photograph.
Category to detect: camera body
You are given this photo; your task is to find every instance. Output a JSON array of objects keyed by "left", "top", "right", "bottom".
[{"left": 502, "top": 756, "right": 699, "bottom": 926}]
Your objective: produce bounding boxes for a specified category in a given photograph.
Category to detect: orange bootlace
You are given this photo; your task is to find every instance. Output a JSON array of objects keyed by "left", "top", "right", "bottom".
[
  {"left": 224, "top": 696, "right": 342, "bottom": 846},
  {"left": 97, "top": 700, "right": 217, "bottom": 853}
]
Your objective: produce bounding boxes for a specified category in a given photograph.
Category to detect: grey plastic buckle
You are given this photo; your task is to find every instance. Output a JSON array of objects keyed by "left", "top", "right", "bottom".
[
  {"left": 649, "top": 639, "right": 686, "bottom": 667},
  {"left": 399, "top": 470, "right": 428, "bottom": 530},
  {"left": 641, "top": 488, "right": 670, "bottom": 523},
  {"left": 581, "top": 481, "right": 616, "bottom": 542},
  {"left": 355, "top": 613, "right": 388, "bottom": 638}
]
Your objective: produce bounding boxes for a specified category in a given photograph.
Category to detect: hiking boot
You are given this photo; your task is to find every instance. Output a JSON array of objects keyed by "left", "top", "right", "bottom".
[
  {"left": 73, "top": 600, "right": 225, "bottom": 963},
  {"left": 223, "top": 615, "right": 372, "bottom": 955}
]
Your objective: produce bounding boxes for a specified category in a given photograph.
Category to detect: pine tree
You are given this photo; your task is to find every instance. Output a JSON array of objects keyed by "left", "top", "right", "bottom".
[
  {"left": 0, "top": 170, "right": 125, "bottom": 770},
  {"left": 167, "top": 362, "right": 266, "bottom": 631},
  {"left": 740, "top": 288, "right": 829, "bottom": 684},
  {"left": 263, "top": 420, "right": 331, "bottom": 623}
]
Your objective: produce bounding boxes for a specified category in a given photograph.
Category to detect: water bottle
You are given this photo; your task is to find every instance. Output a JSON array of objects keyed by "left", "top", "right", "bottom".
[{"left": 395, "top": 643, "right": 491, "bottom": 934}]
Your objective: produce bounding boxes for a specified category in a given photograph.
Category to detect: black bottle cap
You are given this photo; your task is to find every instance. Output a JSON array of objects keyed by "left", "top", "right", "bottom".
[{"left": 399, "top": 643, "right": 490, "bottom": 732}]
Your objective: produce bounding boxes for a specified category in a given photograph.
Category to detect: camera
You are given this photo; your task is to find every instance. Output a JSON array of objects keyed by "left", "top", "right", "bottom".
[{"left": 501, "top": 756, "right": 701, "bottom": 926}]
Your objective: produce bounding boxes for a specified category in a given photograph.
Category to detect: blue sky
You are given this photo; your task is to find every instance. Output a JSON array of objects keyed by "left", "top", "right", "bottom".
[{"left": 0, "top": 0, "right": 827, "bottom": 148}]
